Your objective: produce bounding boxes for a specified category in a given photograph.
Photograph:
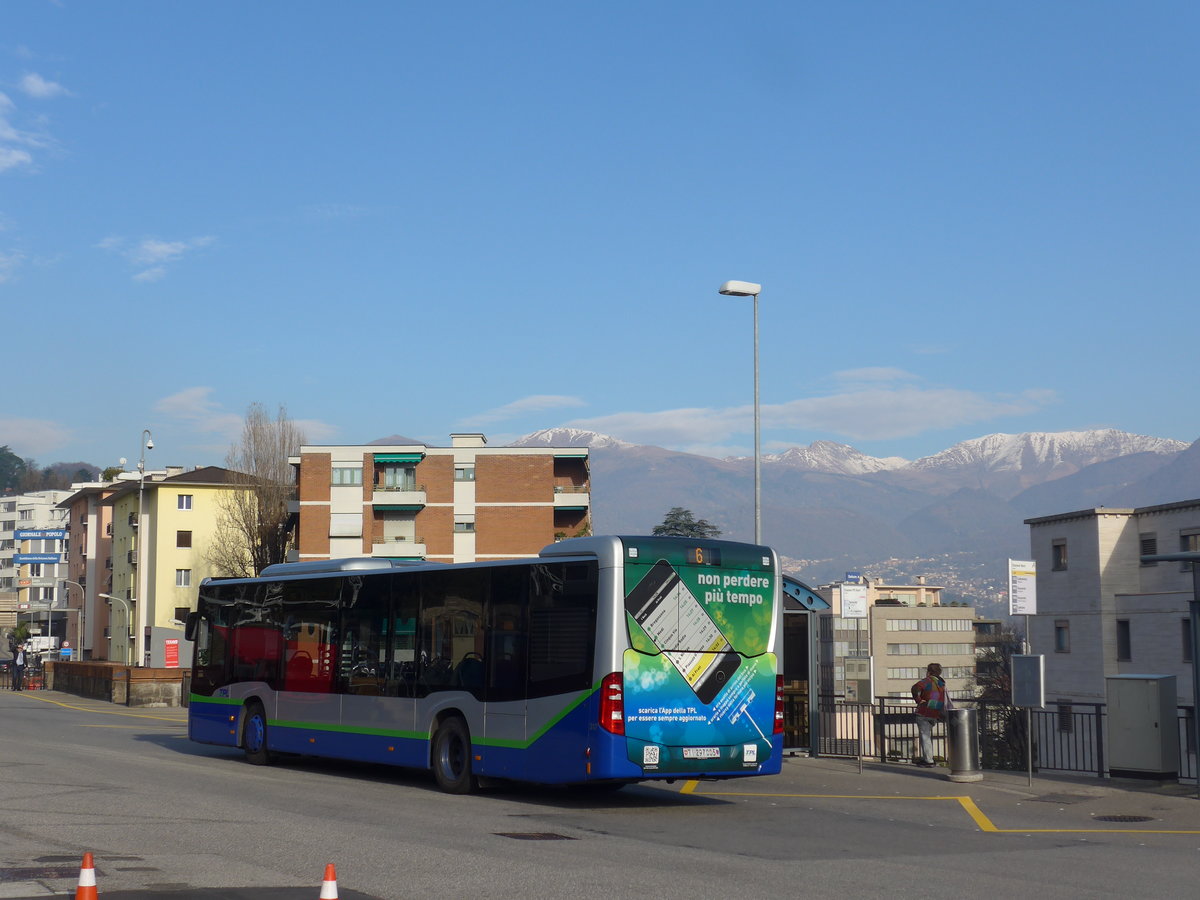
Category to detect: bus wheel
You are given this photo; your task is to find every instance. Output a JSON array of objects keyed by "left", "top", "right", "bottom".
[
  {"left": 243, "top": 701, "right": 272, "bottom": 766},
  {"left": 432, "top": 716, "right": 477, "bottom": 794}
]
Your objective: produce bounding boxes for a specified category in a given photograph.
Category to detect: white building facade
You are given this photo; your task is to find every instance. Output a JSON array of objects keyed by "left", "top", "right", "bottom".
[{"left": 1025, "top": 499, "right": 1199, "bottom": 706}]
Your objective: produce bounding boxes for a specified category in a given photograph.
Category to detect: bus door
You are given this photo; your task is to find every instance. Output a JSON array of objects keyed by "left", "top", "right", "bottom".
[{"left": 481, "top": 568, "right": 528, "bottom": 777}]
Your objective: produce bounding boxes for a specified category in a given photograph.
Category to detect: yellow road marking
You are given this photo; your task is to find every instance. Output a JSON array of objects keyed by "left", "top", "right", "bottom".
[
  {"left": 15, "top": 691, "right": 186, "bottom": 724},
  {"left": 684, "top": 785, "right": 1200, "bottom": 835}
]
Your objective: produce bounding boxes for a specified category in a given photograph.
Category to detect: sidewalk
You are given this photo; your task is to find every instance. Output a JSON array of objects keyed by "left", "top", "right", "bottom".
[{"left": 771, "top": 753, "right": 1200, "bottom": 833}]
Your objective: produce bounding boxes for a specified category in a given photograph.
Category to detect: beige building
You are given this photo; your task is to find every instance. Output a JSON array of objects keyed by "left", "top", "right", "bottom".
[
  {"left": 292, "top": 433, "right": 590, "bottom": 564},
  {"left": 818, "top": 577, "right": 977, "bottom": 700},
  {"left": 1025, "top": 499, "right": 1199, "bottom": 706},
  {"left": 100, "top": 466, "right": 249, "bottom": 666}
]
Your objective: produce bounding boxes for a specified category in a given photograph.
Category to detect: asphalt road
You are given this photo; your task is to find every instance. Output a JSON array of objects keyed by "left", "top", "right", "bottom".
[{"left": 0, "top": 690, "right": 1197, "bottom": 899}]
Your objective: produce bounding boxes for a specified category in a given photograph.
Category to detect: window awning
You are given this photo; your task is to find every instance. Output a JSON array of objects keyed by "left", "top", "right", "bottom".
[
  {"left": 374, "top": 453, "right": 424, "bottom": 463},
  {"left": 375, "top": 504, "right": 424, "bottom": 511}
]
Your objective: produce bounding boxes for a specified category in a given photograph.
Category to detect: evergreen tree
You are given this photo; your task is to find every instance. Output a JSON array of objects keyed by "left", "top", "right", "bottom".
[{"left": 652, "top": 507, "right": 721, "bottom": 538}]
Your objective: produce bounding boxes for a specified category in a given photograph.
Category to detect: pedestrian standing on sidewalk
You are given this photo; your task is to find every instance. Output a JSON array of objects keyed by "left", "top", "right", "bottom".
[
  {"left": 911, "top": 662, "right": 947, "bottom": 767},
  {"left": 11, "top": 643, "right": 26, "bottom": 691}
]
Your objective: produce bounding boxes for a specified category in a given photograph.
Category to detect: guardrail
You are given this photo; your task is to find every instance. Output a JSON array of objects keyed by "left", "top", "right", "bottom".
[{"left": 801, "top": 695, "right": 1197, "bottom": 784}]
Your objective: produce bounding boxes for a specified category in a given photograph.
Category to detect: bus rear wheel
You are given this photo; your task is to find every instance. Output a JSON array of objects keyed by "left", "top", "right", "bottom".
[
  {"left": 243, "top": 701, "right": 272, "bottom": 766},
  {"left": 432, "top": 716, "right": 477, "bottom": 794}
]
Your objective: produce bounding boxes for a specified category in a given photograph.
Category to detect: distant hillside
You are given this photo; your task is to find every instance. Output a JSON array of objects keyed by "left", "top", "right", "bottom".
[{"left": 511, "top": 427, "right": 1200, "bottom": 607}]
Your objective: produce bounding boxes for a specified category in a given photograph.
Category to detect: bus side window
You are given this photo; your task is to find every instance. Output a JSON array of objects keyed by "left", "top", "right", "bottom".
[{"left": 486, "top": 566, "right": 528, "bottom": 702}]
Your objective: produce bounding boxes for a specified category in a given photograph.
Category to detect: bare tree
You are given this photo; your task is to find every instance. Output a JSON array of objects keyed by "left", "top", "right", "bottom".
[{"left": 208, "top": 402, "right": 306, "bottom": 577}]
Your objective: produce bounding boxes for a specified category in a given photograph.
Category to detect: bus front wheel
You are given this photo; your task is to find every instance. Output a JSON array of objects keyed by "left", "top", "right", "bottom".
[
  {"left": 243, "top": 701, "right": 272, "bottom": 766},
  {"left": 432, "top": 716, "right": 477, "bottom": 794}
]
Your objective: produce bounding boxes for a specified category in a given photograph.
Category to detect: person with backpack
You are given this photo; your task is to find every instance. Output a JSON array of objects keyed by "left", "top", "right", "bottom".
[{"left": 911, "top": 662, "right": 948, "bottom": 767}]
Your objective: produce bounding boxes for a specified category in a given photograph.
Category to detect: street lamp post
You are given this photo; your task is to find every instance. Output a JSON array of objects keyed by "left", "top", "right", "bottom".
[
  {"left": 719, "top": 281, "right": 763, "bottom": 544},
  {"left": 136, "top": 429, "right": 153, "bottom": 667},
  {"left": 59, "top": 579, "right": 86, "bottom": 661},
  {"left": 99, "top": 593, "right": 134, "bottom": 666}
]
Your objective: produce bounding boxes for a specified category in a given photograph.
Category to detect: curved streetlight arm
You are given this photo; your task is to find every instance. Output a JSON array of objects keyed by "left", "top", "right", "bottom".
[{"left": 59, "top": 580, "right": 87, "bottom": 660}]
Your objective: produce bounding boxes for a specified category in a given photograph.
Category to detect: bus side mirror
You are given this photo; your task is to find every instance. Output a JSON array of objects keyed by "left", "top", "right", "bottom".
[{"left": 184, "top": 612, "right": 201, "bottom": 642}]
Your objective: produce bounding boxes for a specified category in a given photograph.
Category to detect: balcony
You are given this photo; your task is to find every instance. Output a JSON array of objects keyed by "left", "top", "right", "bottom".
[
  {"left": 553, "top": 484, "right": 590, "bottom": 508},
  {"left": 371, "top": 536, "right": 426, "bottom": 558},
  {"left": 372, "top": 484, "right": 426, "bottom": 508}
]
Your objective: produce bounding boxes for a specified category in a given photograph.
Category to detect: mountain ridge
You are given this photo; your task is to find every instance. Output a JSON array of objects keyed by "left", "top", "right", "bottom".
[{"left": 510, "top": 427, "right": 1200, "bottom": 614}]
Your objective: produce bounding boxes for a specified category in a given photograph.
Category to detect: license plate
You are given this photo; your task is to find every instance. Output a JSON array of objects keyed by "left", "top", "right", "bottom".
[{"left": 682, "top": 747, "right": 720, "bottom": 760}]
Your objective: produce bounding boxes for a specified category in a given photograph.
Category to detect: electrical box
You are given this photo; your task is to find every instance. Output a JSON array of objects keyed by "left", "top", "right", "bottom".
[{"left": 1106, "top": 675, "right": 1178, "bottom": 779}]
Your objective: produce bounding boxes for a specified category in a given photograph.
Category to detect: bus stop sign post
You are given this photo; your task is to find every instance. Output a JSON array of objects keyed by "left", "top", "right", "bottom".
[
  {"left": 1139, "top": 552, "right": 1200, "bottom": 800},
  {"left": 1011, "top": 655, "right": 1045, "bottom": 788}
]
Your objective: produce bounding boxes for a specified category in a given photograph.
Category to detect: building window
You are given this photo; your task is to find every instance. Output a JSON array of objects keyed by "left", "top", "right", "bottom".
[
  {"left": 174, "top": 606, "right": 190, "bottom": 622},
  {"left": 1139, "top": 533, "right": 1157, "bottom": 564},
  {"left": 1054, "top": 620, "right": 1070, "bottom": 653},
  {"left": 176, "top": 569, "right": 191, "bottom": 587},
  {"left": 380, "top": 465, "right": 417, "bottom": 491},
  {"left": 1051, "top": 540, "right": 1068, "bottom": 571},
  {"left": 329, "top": 513, "right": 362, "bottom": 538},
  {"left": 453, "top": 519, "right": 476, "bottom": 533},
  {"left": 886, "top": 643, "right": 920, "bottom": 656},
  {"left": 453, "top": 465, "right": 476, "bottom": 482},
  {"left": 1184, "top": 619, "right": 1194, "bottom": 664},
  {"left": 178, "top": 494, "right": 193, "bottom": 510},
  {"left": 332, "top": 467, "right": 363, "bottom": 486},
  {"left": 1181, "top": 530, "right": 1200, "bottom": 571},
  {"left": 1116, "top": 619, "right": 1131, "bottom": 661},
  {"left": 177, "top": 530, "right": 193, "bottom": 548}
]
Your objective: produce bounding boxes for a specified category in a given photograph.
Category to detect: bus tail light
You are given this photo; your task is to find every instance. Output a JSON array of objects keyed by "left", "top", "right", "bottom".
[
  {"left": 599, "top": 672, "right": 625, "bottom": 735},
  {"left": 774, "top": 675, "right": 784, "bottom": 735}
]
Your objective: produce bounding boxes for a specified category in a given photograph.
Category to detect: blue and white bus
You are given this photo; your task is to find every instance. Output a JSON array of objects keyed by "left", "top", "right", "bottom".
[{"left": 185, "top": 535, "right": 783, "bottom": 793}]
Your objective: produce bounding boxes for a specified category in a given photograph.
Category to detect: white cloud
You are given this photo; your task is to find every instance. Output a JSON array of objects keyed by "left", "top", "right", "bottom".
[
  {"left": 153, "top": 387, "right": 339, "bottom": 446},
  {"left": 153, "top": 388, "right": 246, "bottom": 440},
  {"left": 565, "top": 375, "right": 1058, "bottom": 454},
  {"left": 0, "top": 146, "right": 33, "bottom": 172},
  {"left": 19, "top": 73, "right": 70, "bottom": 99},
  {"left": 132, "top": 266, "right": 166, "bottom": 283},
  {"left": 98, "top": 234, "right": 215, "bottom": 281},
  {"left": 0, "top": 250, "right": 26, "bottom": 283},
  {"left": 466, "top": 394, "right": 587, "bottom": 425},
  {"left": 0, "top": 89, "right": 55, "bottom": 174},
  {"left": 0, "top": 417, "right": 72, "bottom": 457}
]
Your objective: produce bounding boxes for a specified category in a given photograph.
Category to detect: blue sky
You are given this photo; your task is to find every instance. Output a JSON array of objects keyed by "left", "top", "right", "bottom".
[{"left": 2, "top": 2, "right": 1196, "bottom": 471}]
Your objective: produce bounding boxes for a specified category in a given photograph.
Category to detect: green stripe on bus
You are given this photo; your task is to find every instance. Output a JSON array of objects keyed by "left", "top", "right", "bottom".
[{"left": 193, "top": 683, "right": 600, "bottom": 751}]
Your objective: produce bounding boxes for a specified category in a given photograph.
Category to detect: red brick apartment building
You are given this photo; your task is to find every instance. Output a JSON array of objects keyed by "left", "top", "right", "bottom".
[{"left": 291, "top": 433, "right": 590, "bottom": 563}]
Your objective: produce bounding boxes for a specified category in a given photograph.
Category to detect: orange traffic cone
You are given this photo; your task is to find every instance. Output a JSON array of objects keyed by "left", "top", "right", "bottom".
[
  {"left": 74, "top": 852, "right": 98, "bottom": 900},
  {"left": 319, "top": 862, "right": 338, "bottom": 899}
]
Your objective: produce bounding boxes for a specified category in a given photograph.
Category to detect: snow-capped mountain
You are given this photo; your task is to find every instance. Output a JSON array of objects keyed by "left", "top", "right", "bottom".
[
  {"left": 509, "top": 428, "right": 633, "bottom": 450},
  {"left": 893, "top": 429, "right": 1189, "bottom": 498},
  {"left": 759, "top": 440, "right": 909, "bottom": 475},
  {"left": 502, "top": 426, "right": 1199, "bottom": 607},
  {"left": 909, "top": 429, "right": 1185, "bottom": 474}
]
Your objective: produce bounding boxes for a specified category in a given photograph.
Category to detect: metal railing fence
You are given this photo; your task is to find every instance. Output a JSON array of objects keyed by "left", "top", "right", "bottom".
[{"left": 788, "top": 693, "right": 1196, "bottom": 784}]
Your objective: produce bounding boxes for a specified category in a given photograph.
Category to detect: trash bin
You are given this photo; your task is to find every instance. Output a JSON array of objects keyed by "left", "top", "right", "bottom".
[{"left": 945, "top": 707, "right": 982, "bottom": 782}]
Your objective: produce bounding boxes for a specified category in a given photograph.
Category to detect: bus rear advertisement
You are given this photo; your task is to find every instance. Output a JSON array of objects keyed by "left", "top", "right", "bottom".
[{"left": 185, "top": 535, "right": 782, "bottom": 793}]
